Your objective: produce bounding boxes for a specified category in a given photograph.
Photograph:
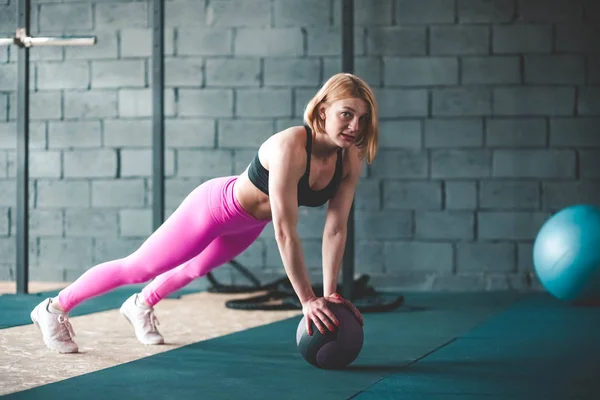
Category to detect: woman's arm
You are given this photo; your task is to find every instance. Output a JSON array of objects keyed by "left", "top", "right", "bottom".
[
  {"left": 322, "top": 147, "right": 362, "bottom": 297},
  {"left": 268, "top": 129, "right": 316, "bottom": 305}
]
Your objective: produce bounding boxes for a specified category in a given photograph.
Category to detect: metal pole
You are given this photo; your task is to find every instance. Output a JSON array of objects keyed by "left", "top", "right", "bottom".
[
  {"left": 152, "top": 0, "right": 165, "bottom": 229},
  {"left": 20, "top": 36, "right": 96, "bottom": 47},
  {"left": 1, "top": 7, "right": 97, "bottom": 295},
  {"left": 341, "top": 0, "right": 355, "bottom": 300},
  {"left": 16, "top": 0, "right": 30, "bottom": 295}
]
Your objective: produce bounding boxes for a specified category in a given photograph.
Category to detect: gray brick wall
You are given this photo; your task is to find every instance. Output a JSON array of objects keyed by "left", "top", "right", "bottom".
[{"left": 0, "top": 0, "right": 598, "bottom": 293}]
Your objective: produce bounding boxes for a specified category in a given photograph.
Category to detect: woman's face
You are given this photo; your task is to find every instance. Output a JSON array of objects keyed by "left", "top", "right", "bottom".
[{"left": 320, "top": 97, "right": 369, "bottom": 149}]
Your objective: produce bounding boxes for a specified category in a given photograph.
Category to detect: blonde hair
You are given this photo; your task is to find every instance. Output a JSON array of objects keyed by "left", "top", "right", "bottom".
[{"left": 303, "top": 73, "right": 379, "bottom": 164}]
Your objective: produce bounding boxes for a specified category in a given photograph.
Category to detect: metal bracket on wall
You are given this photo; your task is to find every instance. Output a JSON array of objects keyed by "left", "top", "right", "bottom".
[{"left": 0, "top": 29, "right": 97, "bottom": 48}]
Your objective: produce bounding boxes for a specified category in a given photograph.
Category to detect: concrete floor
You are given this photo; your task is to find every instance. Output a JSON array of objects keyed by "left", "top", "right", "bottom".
[{"left": 0, "top": 281, "right": 302, "bottom": 396}]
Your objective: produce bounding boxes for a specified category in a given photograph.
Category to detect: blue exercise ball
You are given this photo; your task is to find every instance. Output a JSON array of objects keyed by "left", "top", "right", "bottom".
[{"left": 533, "top": 204, "right": 600, "bottom": 304}]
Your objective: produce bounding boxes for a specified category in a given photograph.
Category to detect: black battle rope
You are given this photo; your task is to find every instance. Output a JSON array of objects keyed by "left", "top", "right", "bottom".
[{"left": 206, "top": 261, "right": 404, "bottom": 312}]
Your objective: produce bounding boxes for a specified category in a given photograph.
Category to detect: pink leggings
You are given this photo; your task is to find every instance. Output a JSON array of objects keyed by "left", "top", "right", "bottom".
[{"left": 57, "top": 176, "right": 270, "bottom": 312}]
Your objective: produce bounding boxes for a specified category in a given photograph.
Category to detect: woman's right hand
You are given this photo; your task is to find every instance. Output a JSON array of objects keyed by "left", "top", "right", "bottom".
[{"left": 301, "top": 296, "right": 340, "bottom": 336}]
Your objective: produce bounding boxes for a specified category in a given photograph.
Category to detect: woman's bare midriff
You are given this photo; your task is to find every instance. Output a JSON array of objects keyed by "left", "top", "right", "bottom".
[{"left": 234, "top": 169, "right": 273, "bottom": 221}]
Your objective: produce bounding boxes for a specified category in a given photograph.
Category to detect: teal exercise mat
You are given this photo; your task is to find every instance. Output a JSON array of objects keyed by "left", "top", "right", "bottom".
[
  {"left": 0, "top": 285, "right": 205, "bottom": 330},
  {"left": 356, "top": 393, "right": 521, "bottom": 400},
  {"left": 2, "top": 292, "right": 521, "bottom": 400},
  {"left": 461, "top": 293, "right": 600, "bottom": 339},
  {"left": 358, "top": 293, "right": 600, "bottom": 400}
]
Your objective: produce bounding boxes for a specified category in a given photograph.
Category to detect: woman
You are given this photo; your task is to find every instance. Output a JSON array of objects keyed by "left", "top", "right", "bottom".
[{"left": 31, "top": 73, "right": 379, "bottom": 353}]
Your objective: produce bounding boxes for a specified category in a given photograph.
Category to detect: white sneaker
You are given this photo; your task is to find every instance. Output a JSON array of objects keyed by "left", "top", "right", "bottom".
[
  {"left": 119, "top": 294, "right": 164, "bottom": 345},
  {"left": 30, "top": 298, "right": 79, "bottom": 354}
]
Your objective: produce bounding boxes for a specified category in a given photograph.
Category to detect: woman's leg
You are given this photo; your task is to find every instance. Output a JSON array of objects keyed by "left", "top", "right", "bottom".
[
  {"left": 31, "top": 175, "right": 266, "bottom": 352},
  {"left": 141, "top": 223, "right": 267, "bottom": 307},
  {"left": 56, "top": 177, "right": 232, "bottom": 313},
  {"left": 118, "top": 179, "right": 269, "bottom": 345}
]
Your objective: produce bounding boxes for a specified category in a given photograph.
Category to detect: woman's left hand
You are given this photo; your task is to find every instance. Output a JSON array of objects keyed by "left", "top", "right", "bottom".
[{"left": 326, "top": 293, "right": 364, "bottom": 326}]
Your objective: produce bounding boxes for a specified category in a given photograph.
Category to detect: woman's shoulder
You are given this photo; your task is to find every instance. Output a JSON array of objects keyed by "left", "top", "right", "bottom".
[
  {"left": 275, "top": 125, "right": 308, "bottom": 144},
  {"left": 264, "top": 125, "right": 308, "bottom": 153},
  {"left": 340, "top": 145, "right": 363, "bottom": 180},
  {"left": 258, "top": 125, "right": 309, "bottom": 171}
]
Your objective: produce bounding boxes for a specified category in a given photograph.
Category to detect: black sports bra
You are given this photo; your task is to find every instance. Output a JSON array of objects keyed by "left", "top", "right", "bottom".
[{"left": 247, "top": 125, "right": 343, "bottom": 207}]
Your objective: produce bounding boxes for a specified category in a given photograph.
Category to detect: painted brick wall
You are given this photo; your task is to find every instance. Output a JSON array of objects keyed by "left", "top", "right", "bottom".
[{"left": 0, "top": 0, "right": 598, "bottom": 292}]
